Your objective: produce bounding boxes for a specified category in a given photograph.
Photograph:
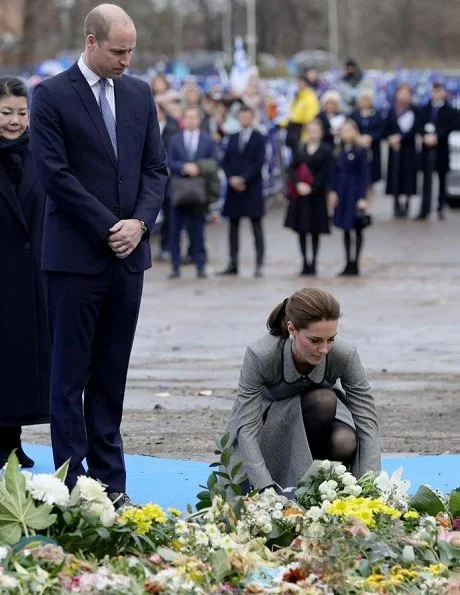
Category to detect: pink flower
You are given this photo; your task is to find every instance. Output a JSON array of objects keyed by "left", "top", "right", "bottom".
[
  {"left": 452, "top": 517, "right": 460, "bottom": 531},
  {"left": 438, "top": 527, "right": 460, "bottom": 548}
]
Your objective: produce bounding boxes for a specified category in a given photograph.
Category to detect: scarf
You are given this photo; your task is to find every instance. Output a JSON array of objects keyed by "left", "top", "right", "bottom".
[{"left": 0, "top": 131, "right": 29, "bottom": 188}]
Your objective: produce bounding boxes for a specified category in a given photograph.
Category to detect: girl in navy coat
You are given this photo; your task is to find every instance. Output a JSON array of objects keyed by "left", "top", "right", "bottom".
[
  {"left": 350, "top": 88, "right": 385, "bottom": 189},
  {"left": 0, "top": 77, "right": 50, "bottom": 468},
  {"left": 331, "top": 120, "right": 369, "bottom": 276}
]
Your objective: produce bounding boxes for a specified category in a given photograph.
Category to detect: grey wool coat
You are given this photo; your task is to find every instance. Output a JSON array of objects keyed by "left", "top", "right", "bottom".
[{"left": 227, "top": 333, "right": 381, "bottom": 491}]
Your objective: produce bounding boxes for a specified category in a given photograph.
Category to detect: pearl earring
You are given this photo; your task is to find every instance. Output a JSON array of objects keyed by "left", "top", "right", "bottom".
[{"left": 289, "top": 334, "right": 294, "bottom": 340}]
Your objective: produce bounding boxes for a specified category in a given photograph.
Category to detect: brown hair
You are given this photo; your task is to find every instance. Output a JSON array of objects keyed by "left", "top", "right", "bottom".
[{"left": 267, "top": 288, "right": 341, "bottom": 337}]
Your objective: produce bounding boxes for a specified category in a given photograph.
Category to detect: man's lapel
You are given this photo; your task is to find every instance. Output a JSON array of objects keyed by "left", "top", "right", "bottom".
[{"left": 68, "top": 63, "right": 118, "bottom": 171}]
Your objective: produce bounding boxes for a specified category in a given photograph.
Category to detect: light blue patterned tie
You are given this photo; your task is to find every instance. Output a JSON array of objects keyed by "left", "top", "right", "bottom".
[{"left": 98, "top": 78, "right": 117, "bottom": 158}]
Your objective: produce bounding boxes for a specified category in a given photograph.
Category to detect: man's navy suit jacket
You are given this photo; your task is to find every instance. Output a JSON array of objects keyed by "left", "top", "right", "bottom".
[{"left": 30, "top": 62, "right": 168, "bottom": 274}]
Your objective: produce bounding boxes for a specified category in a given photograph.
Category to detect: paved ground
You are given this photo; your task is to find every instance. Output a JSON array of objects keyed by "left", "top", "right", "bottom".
[{"left": 23, "top": 187, "right": 460, "bottom": 462}]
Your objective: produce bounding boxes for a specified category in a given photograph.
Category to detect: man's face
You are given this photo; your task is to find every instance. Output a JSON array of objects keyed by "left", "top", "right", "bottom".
[
  {"left": 86, "top": 23, "right": 137, "bottom": 79},
  {"left": 238, "top": 109, "right": 253, "bottom": 129},
  {"left": 432, "top": 86, "right": 447, "bottom": 103},
  {"left": 184, "top": 109, "right": 201, "bottom": 131}
]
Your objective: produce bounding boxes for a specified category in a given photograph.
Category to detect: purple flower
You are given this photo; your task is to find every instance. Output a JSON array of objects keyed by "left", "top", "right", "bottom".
[{"left": 453, "top": 517, "right": 460, "bottom": 531}]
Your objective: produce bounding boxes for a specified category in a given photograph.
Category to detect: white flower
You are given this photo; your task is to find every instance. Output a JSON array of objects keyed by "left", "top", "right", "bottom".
[
  {"left": 326, "top": 489, "right": 337, "bottom": 501},
  {"left": 319, "top": 481, "right": 329, "bottom": 494},
  {"left": 352, "top": 485, "right": 363, "bottom": 496},
  {"left": 333, "top": 464, "right": 347, "bottom": 476},
  {"left": 272, "top": 510, "right": 283, "bottom": 520},
  {"left": 72, "top": 476, "right": 107, "bottom": 504},
  {"left": 321, "top": 499, "right": 332, "bottom": 510},
  {"left": 0, "top": 546, "right": 8, "bottom": 561},
  {"left": 175, "top": 520, "right": 188, "bottom": 535},
  {"left": 374, "top": 467, "right": 410, "bottom": 501},
  {"left": 320, "top": 460, "right": 331, "bottom": 471},
  {"left": 342, "top": 474, "right": 358, "bottom": 486},
  {"left": 196, "top": 531, "right": 210, "bottom": 546},
  {"left": 327, "top": 480, "right": 338, "bottom": 490},
  {"left": 342, "top": 484, "right": 357, "bottom": 495},
  {"left": 0, "top": 574, "right": 18, "bottom": 588},
  {"left": 26, "top": 474, "right": 70, "bottom": 507},
  {"left": 306, "top": 506, "right": 323, "bottom": 522},
  {"left": 88, "top": 501, "right": 116, "bottom": 527}
]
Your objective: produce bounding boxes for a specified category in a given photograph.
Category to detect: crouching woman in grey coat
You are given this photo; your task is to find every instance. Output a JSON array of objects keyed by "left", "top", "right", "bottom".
[{"left": 226, "top": 287, "right": 381, "bottom": 493}]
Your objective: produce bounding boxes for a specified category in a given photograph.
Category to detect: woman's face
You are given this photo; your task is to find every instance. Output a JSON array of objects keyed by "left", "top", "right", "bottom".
[
  {"left": 288, "top": 319, "right": 338, "bottom": 366},
  {"left": 323, "top": 99, "right": 338, "bottom": 115},
  {"left": 306, "top": 121, "right": 323, "bottom": 143},
  {"left": 358, "top": 95, "right": 373, "bottom": 111},
  {"left": 0, "top": 95, "right": 28, "bottom": 140},
  {"left": 340, "top": 122, "right": 358, "bottom": 144}
]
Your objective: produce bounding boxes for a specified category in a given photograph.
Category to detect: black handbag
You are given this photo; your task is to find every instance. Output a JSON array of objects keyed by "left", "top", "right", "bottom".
[
  {"left": 355, "top": 210, "right": 373, "bottom": 230},
  {"left": 170, "top": 176, "right": 207, "bottom": 207}
]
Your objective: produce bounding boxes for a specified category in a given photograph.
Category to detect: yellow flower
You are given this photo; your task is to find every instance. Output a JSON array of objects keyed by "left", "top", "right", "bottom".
[
  {"left": 327, "top": 500, "right": 348, "bottom": 516},
  {"left": 429, "top": 563, "right": 448, "bottom": 576},
  {"left": 120, "top": 503, "right": 167, "bottom": 534},
  {"left": 143, "top": 503, "right": 168, "bottom": 524},
  {"left": 403, "top": 510, "right": 420, "bottom": 520},
  {"left": 167, "top": 508, "right": 182, "bottom": 517}
]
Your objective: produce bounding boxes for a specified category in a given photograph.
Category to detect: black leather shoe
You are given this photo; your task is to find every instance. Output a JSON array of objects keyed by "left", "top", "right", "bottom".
[
  {"left": 414, "top": 214, "right": 427, "bottom": 221},
  {"left": 108, "top": 492, "right": 133, "bottom": 511},
  {"left": 300, "top": 262, "right": 311, "bottom": 276},
  {"left": 197, "top": 269, "right": 207, "bottom": 279},
  {"left": 168, "top": 269, "right": 180, "bottom": 279},
  {"left": 16, "top": 446, "right": 35, "bottom": 468},
  {"left": 338, "top": 262, "right": 354, "bottom": 276},
  {"left": 216, "top": 266, "right": 238, "bottom": 276},
  {"left": 437, "top": 211, "right": 446, "bottom": 220}
]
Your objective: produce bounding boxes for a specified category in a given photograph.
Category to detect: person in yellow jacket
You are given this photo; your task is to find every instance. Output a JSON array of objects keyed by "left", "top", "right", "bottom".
[{"left": 283, "top": 75, "right": 320, "bottom": 152}]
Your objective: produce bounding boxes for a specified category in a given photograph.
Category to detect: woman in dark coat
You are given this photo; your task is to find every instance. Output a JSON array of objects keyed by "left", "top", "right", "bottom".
[
  {"left": 285, "top": 119, "right": 333, "bottom": 276},
  {"left": 331, "top": 120, "right": 369, "bottom": 276},
  {"left": 384, "top": 83, "right": 419, "bottom": 218},
  {"left": 350, "top": 88, "right": 385, "bottom": 187},
  {"left": 0, "top": 76, "right": 50, "bottom": 468}
]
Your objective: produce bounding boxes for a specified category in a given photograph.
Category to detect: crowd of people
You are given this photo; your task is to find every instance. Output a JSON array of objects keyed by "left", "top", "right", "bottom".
[{"left": 150, "top": 62, "right": 459, "bottom": 278}]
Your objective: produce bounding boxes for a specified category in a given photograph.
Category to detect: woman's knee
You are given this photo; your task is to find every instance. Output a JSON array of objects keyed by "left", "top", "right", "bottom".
[
  {"left": 301, "top": 389, "right": 337, "bottom": 424},
  {"left": 330, "top": 425, "right": 357, "bottom": 460}
]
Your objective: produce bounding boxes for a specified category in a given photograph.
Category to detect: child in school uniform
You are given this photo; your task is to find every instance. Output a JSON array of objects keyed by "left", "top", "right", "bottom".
[{"left": 330, "top": 119, "right": 370, "bottom": 276}]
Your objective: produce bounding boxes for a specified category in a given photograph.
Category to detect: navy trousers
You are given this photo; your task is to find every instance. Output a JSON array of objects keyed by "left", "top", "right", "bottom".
[
  {"left": 47, "top": 261, "right": 143, "bottom": 492},
  {"left": 170, "top": 205, "right": 206, "bottom": 271}
]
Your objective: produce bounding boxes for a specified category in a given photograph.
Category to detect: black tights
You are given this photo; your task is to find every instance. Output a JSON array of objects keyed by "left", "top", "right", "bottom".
[
  {"left": 301, "top": 389, "right": 357, "bottom": 466},
  {"left": 299, "top": 233, "right": 320, "bottom": 266},
  {"left": 343, "top": 229, "right": 363, "bottom": 264}
]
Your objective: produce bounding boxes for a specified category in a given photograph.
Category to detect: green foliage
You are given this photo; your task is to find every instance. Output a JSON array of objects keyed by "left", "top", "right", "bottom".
[
  {"left": 195, "top": 433, "right": 248, "bottom": 516},
  {"left": 409, "top": 485, "right": 447, "bottom": 517},
  {"left": 0, "top": 452, "right": 56, "bottom": 544},
  {"left": 52, "top": 507, "right": 157, "bottom": 558}
]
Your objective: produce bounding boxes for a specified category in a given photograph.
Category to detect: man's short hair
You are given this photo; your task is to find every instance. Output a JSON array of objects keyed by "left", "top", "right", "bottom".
[
  {"left": 84, "top": 9, "right": 111, "bottom": 42},
  {"left": 432, "top": 82, "right": 445, "bottom": 90},
  {"left": 238, "top": 103, "right": 254, "bottom": 115}
]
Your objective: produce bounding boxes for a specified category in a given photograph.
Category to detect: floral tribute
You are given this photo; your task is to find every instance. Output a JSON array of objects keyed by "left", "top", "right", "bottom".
[{"left": 0, "top": 440, "right": 459, "bottom": 594}]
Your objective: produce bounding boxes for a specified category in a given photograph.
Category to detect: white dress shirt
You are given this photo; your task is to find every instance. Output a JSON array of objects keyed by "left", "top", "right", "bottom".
[{"left": 78, "top": 54, "right": 116, "bottom": 120}]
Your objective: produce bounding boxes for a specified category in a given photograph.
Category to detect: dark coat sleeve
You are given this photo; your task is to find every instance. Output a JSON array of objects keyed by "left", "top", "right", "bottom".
[
  {"left": 132, "top": 89, "right": 169, "bottom": 231},
  {"left": 169, "top": 133, "right": 187, "bottom": 176}
]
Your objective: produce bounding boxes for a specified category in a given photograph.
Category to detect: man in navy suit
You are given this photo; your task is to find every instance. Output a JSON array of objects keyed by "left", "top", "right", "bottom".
[
  {"left": 168, "top": 106, "right": 215, "bottom": 279},
  {"left": 29, "top": 4, "right": 168, "bottom": 506},
  {"left": 218, "top": 105, "right": 266, "bottom": 277}
]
